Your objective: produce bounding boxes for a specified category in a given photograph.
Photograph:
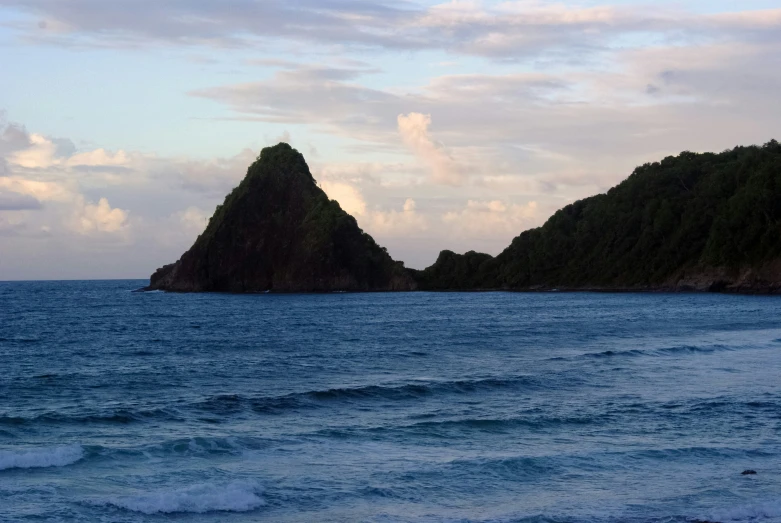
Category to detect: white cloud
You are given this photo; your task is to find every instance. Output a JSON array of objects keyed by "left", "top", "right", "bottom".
[
  {"left": 0, "top": 177, "right": 73, "bottom": 202},
  {"left": 443, "top": 199, "right": 539, "bottom": 240},
  {"left": 0, "top": 176, "right": 130, "bottom": 236},
  {"left": 322, "top": 178, "right": 427, "bottom": 237},
  {"left": 398, "top": 112, "right": 463, "bottom": 186},
  {"left": 73, "top": 197, "right": 128, "bottom": 234},
  {"left": 321, "top": 180, "right": 367, "bottom": 216},
  {"left": 367, "top": 198, "right": 428, "bottom": 237},
  {"left": 11, "top": 0, "right": 776, "bottom": 60},
  {"left": 9, "top": 134, "right": 59, "bottom": 169},
  {"left": 67, "top": 148, "right": 128, "bottom": 167},
  {"left": 0, "top": 123, "right": 134, "bottom": 243},
  {"left": 711, "top": 9, "right": 781, "bottom": 29},
  {"left": 8, "top": 132, "right": 130, "bottom": 172}
]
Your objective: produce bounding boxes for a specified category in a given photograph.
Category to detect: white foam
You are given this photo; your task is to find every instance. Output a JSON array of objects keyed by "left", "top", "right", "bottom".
[
  {"left": 105, "top": 480, "right": 265, "bottom": 514},
  {"left": 0, "top": 444, "right": 84, "bottom": 470}
]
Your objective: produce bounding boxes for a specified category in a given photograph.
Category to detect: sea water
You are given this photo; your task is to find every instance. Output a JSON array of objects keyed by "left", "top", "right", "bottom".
[{"left": 1, "top": 280, "right": 780, "bottom": 522}]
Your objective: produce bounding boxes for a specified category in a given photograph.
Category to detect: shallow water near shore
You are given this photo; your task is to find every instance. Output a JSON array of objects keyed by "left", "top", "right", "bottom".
[{"left": 1, "top": 280, "right": 780, "bottom": 522}]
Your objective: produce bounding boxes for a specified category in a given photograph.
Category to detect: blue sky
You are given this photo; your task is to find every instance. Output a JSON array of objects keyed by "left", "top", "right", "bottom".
[{"left": 1, "top": 0, "right": 780, "bottom": 279}]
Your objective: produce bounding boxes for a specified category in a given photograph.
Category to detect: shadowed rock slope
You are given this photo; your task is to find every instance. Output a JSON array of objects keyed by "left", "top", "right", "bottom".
[
  {"left": 413, "top": 140, "right": 781, "bottom": 293},
  {"left": 149, "top": 143, "right": 415, "bottom": 292}
]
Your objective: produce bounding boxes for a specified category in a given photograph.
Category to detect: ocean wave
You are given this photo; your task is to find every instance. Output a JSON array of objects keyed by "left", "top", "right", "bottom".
[
  {"left": 145, "top": 436, "right": 272, "bottom": 457},
  {"left": 655, "top": 344, "right": 730, "bottom": 356},
  {"left": 102, "top": 480, "right": 265, "bottom": 514},
  {"left": 408, "top": 414, "right": 601, "bottom": 432},
  {"left": 196, "top": 377, "right": 540, "bottom": 415},
  {"left": 584, "top": 349, "right": 646, "bottom": 359},
  {"left": 6, "top": 378, "right": 538, "bottom": 427},
  {"left": 297, "top": 378, "right": 529, "bottom": 401},
  {"left": 1, "top": 437, "right": 275, "bottom": 467},
  {"left": 0, "top": 444, "right": 84, "bottom": 470},
  {"left": 3, "top": 375, "right": 560, "bottom": 430},
  {"left": 570, "top": 344, "right": 733, "bottom": 360},
  {"left": 3, "top": 375, "right": 561, "bottom": 430},
  {"left": 669, "top": 396, "right": 781, "bottom": 417},
  {"left": 0, "top": 408, "right": 183, "bottom": 426},
  {"left": 312, "top": 413, "right": 606, "bottom": 442}
]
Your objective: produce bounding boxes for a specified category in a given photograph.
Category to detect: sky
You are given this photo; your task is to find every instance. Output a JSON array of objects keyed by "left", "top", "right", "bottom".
[{"left": 0, "top": 0, "right": 780, "bottom": 279}]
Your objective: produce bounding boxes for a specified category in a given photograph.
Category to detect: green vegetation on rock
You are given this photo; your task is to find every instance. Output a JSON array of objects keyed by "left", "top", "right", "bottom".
[
  {"left": 414, "top": 140, "right": 781, "bottom": 293},
  {"left": 149, "top": 143, "right": 415, "bottom": 292}
]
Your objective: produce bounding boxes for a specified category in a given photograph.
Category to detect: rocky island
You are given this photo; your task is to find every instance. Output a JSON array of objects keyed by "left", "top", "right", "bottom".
[
  {"left": 148, "top": 143, "right": 415, "bottom": 292},
  {"left": 150, "top": 140, "right": 781, "bottom": 294}
]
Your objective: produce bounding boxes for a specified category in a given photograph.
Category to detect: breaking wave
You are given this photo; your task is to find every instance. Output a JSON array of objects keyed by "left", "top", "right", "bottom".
[{"left": 0, "top": 444, "right": 84, "bottom": 470}]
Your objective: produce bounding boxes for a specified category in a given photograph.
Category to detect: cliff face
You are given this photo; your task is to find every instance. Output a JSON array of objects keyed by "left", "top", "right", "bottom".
[
  {"left": 413, "top": 140, "right": 781, "bottom": 293},
  {"left": 149, "top": 143, "right": 415, "bottom": 292}
]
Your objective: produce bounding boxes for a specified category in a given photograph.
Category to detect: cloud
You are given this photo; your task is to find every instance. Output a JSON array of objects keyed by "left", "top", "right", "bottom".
[
  {"left": 0, "top": 119, "right": 32, "bottom": 155},
  {"left": 191, "top": 65, "right": 400, "bottom": 145},
  {"left": 9, "top": 133, "right": 59, "bottom": 168},
  {"left": 5, "top": 0, "right": 780, "bottom": 64},
  {"left": 7, "top": 132, "right": 130, "bottom": 172},
  {"left": 367, "top": 198, "right": 428, "bottom": 237},
  {"left": 0, "top": 118, "right": 268, "bottom": 277},
  {"left": 0, "top": 119, "right": 259, "bottom": 246},
  {"left": 0, "top": 120, "right": 134, "bottom": 243},
  {"left": 0, "top": 0, "right": 413, "bottom": 50},
  {"left": 0, "top": 177, "right": 73, "bottom": 202},
  {"left": 321, "top": 180, "right": 367, "bottom": 216},
  {"left": 0, "top": 175, "right": 129, "bottom": 236},
  {"left": 67, "top": 148, "right": 128, "bottom": 167},
  {"left": 146, "top": 148, "right": 256, "bottom": 195},
  {"left": 0, "top": 214, "right": 27, "bottom": 236},
  {"left": 199, "top": 35, "right": 780, "bottom": 197},
  {"left": 0, "top": 190, "right": 42, "bottom": 210},
  {"left": 275, "top": 130, "right": 292, "bottom": 144},
  {"left": 185, "top": 35, "right": 781, "bottom": 262},
  {"left": 176, "top": 206, "right": 209, "bottom": 234},
  {"left": 321, "top": 179, "right": 427, "bottom": 237},
  {"left": 443, "top": 199, "right": 539, "bottom": 241},
  {"left": 398, "top": 112, "right": 464, "bottom": 186},
  {"left": 73, "top": 197, "right": 128, "bottom": 234}
]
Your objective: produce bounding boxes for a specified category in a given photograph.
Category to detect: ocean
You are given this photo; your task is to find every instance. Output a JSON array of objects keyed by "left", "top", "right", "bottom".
[{"left": 1, "top": 280, "right": 780, "bottom": 522}]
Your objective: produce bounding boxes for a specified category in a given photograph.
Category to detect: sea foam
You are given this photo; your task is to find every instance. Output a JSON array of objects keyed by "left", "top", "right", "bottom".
[
  {"left": 104, "top": 480, "right": 265, "bottom": 514},
  {"left": 0, "top": 444, "right": 84, "bottom": 470}
]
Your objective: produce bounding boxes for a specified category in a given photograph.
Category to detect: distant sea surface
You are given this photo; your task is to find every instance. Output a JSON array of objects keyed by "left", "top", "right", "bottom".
[{"left": 2, "top": 281, "right": 781, "bottom": 522}]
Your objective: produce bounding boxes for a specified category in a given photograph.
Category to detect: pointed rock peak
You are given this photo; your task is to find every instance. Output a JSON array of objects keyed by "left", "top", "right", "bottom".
[
  {"left": 248, "top": 142, "right": 313, "bottom": 182},
  {"left": 148, "top": 146, "right": 415, "bottom": 293}
]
